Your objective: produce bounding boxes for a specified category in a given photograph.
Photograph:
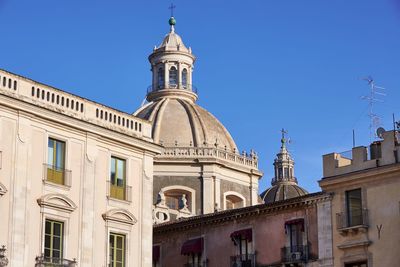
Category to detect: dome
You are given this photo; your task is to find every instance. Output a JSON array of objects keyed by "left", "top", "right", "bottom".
[
  {"left": 260, "top": 183, "right": 308, "bottom": 204},
  {"left": 155, "top": 27, "right": 190, "bottom": 53},
  {"left": 134, "top": 98, "right": 238, "bottom": 151}
]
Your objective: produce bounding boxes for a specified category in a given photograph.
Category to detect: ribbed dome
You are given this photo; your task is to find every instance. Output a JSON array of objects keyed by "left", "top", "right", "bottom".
[
  {"left": 134, "top": 98, "right": 238, "bottom": 151},
  {"left": 156, "top": 28, "right": 190, "bottom": 53},
  {"left": 260, "top": 183, "right": 308, "bottom": 204}
]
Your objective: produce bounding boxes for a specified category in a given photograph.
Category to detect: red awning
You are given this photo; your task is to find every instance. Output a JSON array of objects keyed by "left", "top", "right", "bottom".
[
  {"left": 153, "top": 245, "right": 160, "bottom": 261},
  {"left": 181, "top": 237, "right": 203, "bottom": 255},
  {"left": 230, "top": 228, "right": 252, "bottom": 242}
]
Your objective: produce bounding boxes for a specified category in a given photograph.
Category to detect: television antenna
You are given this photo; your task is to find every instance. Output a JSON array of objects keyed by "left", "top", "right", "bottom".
[{"left": 361, "top": 76, "right": 386, "bottom": 141}]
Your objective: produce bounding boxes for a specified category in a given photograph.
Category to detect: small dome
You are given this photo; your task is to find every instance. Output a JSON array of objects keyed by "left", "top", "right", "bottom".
[
  {"left": 260, "top": 183, "right": 308, "bottom": 204},
  {"left": 157, "top": 30, "right": 189, "bottom": 53},
  {"left": 134, "top": 98, "right": 238, "bottom": 151}
]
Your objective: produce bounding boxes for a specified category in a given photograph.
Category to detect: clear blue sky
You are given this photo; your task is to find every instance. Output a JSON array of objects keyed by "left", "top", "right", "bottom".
[{"left": 1, "top": 0, "right": 400, "bottom": 193}]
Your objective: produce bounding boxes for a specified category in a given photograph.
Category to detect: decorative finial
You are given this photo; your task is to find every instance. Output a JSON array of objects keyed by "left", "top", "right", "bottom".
[
  {"left": 281, "top": 128, "right": 288, "bottom": 148},
  {"left": 168, "top": 4, "right": 176, "bottom": 32}
]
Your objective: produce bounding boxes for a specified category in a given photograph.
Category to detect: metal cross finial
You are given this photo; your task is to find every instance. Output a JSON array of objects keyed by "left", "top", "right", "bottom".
[
  {"left": 281, "top": 128, "right": 287, "bottom": 140},
  {"left": 169, "top": 3, "right": 176, "bottom": 17}
]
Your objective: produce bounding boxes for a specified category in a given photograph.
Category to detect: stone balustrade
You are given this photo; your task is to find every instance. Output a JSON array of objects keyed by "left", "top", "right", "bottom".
[
  {"left": 0, "top": 69, "right": 152, "bottom": 140},
  {"left": 160, "top": 146, "right": 258, "bottom": 168}
]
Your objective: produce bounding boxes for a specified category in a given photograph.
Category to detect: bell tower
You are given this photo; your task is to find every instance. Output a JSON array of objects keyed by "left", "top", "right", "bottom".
[
  {"left": 147, "top": 16, "right": 197, "bottom": 102},
  {"left": 272, "top": 129, "right": 297, "bottom": 185}
]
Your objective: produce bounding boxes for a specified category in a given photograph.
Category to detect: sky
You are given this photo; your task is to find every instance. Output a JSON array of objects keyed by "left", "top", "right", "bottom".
[{"left": 1, "top": 0, "right": 400, "bottom": 193}]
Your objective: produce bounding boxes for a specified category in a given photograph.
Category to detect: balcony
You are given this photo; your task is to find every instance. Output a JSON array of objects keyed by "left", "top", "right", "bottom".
[
  {"left": 281, "top": 245, "right": 309, "bottom": 263},
  {"left": 230, "top": 254, "right": 256, "bottom": 267},
  {"left": 147, "top": 83, "right": 198, "bottom": 95},
  {"left": 43, "top": 164, "right": 71, "bottom": 187},
  {"left": 336, "top": 209, "right": 368, "bottom": 235},
  {"left": 35, "top": 256, "right": 77, "bottom": 267},
  {"left": 107, "top": 181, "right": 132, "bottom": 202}
]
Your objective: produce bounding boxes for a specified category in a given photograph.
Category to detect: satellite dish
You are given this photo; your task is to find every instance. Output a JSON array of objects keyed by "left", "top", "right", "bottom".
[{"left": 376, "top": 127, "right": 385, "bottom": 138}]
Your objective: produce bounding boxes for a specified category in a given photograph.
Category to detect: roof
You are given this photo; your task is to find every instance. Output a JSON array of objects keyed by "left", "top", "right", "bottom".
[{"left": 260, "top": 183, "right": 309, "bottom": 204}]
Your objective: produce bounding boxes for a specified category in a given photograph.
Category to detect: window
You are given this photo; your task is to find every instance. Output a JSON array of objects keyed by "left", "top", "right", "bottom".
[
  {"left": 181, "top": 238, "right": 203, "bottom": 267},
  {"left": 165, "top": 189, "right": 190, "bottom": 211},
  {"left": 182, "top": 69, "right": 188, "bottom": 88},
  {"left": 345, "top": 262, "right": 367, "bottom": 267},
  {"left": 47, "top": 138, "right": 66, "bottom": 185},
  {"left": 230, "top": 229, "right": 253, "bottom": 266},
  {"left": 44, "top": 219, "right": 64, "bottom": 261},
  {"left": 169, "top": 66, "right": 177, "bottom": 87},
  {"left": 158, "top": 68, "right": 164, "bottom": 88},
  {"left": 225, "top": 195, "right": 244, "bottom": 210},
  {"left": 110, "top": 157, "right": 126, "bottom": 200},
  {"left": 346, "top": 188, "right": 362, "bottom": 227},
  {"left": 289, "top": 223, "right": 303, "bottom": 252},
  {"left": 109, "top": 233, "right": 125, "bottom": 267}
]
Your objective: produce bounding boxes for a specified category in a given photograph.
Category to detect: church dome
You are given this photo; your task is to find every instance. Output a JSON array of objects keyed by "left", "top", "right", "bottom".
[
  {"left": 260, "top": 183, "right": 308, "bottom": 204},
  {"left": 260, "top": 130, "right": 308, "bottom": 204},
  {"left": 134, "top": 98, "right": 238, "bottom": 151}
]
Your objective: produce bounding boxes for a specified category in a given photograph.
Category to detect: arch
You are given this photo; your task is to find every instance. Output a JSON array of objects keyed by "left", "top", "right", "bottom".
[
  {"left": 37, "top": 193, "right": 77, "bottom": 213},
  {"left": 102, "top": 208, "right": 137, "bottom": 226},
  {"left": 223, "top": 191, "right": 246, "bottom": 210},
  {"left": 0, "top": 182, "right": 7, "bottom": 196},
  {"left": 157, "top": 67, "right": 164, "bottom": 88},
  {"left": 169, "top": 66, "right": 178, "bottom": 87},
  {"left": 160, "top": 185, "right": 196, "bottom": 214},
  {"left": 182, "top": 68, "right": 188, "bottom": 89}
]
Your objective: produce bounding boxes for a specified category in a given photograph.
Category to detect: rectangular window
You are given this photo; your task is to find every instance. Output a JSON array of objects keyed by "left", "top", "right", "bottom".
[
  {"left": 109, "top": 233, "right": 125, "bottom": 267},
  {"left": 289, "top": 223, "right": 303, "bottom": 252},
  {"left": 346, "top": 188, "right": 362, "bottom": 227},
  {"left": 47, "top": 138, "right": 66, "bottom": 185},
  {"left": 44, "top": 219, "right": 64, "bottom": 261},
  {"left": 110, "top": 157, "right": 126, "bottom": 200},
  {"left": 345, "top": 262, "right": 367, "bottom": 267}
]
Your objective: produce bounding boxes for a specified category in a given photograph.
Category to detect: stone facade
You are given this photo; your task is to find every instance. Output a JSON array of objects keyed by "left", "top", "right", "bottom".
[
  {"left": 0, "top": 69, "right": 162, "bottom": 267},
  {"left": 319, "top": 129, "right": 400, "bottom": 267}
]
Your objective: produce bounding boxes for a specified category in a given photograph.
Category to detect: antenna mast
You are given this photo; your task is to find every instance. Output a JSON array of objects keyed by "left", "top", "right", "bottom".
[{"left": 361, "top": 76, "right": 386, "bottom": 141}]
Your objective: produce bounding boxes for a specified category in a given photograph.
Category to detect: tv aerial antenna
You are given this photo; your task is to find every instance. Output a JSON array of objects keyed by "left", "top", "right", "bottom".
[{"left": 361, "top": 76, "right": 386, "bottom": 141}]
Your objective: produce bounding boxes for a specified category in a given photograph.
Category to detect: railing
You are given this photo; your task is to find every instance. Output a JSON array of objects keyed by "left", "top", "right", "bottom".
[
  {"left": 281, "top": 245, "right": 308, "bottom": 263},
  {"left": 43, "top": 164, "right": 72, "bottom": 187},
  {"left": 230, "top": 254, "right": 256, "bottom": 267},
  {"left": 106, "top": 181, "right": 132, "bottom": 202},
  {"left": 0, "top": 69, "right": 150, "bottom": 140},
  {"left": 35, "top": 256, "right": 77, "bottom": 267},
  {"left": 271, "top": 176, "right": 297, "bottom": 185},
  {"left": 161, "top": 146, "right": 258, "bottom": 168},
  {"left": 147, "top": 83, "right": 198, "bottom": 95},
  {"left": 336, "top": 209, "right": 368, "bottom": 229}
]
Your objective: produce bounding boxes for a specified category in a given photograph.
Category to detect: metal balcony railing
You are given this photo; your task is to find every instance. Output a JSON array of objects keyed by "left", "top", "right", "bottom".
[
  {"left": 43, "top": 164, "right": 72, "bottom": 187},
  {"left": 230, "top": 254, "right": 256, "bottom": 267},
  {"left": 336, "top": 209, "right": 368, "bottom": 229},
  {"left": 35, "top": 256, "right": 77, "bottom": 267},
  {"left": 147, "top": 83, "right": 198, "bottom": 94},
  {"left": 106, "top": 181, "right": 132, "bottom": 202},
  {"left": 281, "top": 245, "right": 309, "bottom": 263}
]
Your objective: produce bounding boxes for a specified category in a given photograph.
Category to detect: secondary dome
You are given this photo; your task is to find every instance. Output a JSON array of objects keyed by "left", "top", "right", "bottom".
[
  {"left": 260, "top": 130, "right": 308, "bottom": 204},
  {"left": 134, "top": 98, "right": 238, "bottom": 151}
]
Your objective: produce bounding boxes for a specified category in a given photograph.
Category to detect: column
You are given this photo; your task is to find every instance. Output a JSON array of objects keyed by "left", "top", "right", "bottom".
[
  {"left": 178, "top": 62, "right": 182, "bottom": 89},
  {"left": 202, "top": 175, "right": 215, "bottom": 214},
  {"left": 164, "top": 62, "right": 169, "bottom": 88}
]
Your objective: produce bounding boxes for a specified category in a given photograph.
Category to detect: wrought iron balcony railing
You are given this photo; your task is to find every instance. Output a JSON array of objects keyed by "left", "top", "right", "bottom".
[
  {"left": 35, "top": 256, "right": 77, "bottom": 267},
  {"left": 230, "top": 253, "right": 256, "bottom": 267},
  {"left": 281, "top": 245, "right": 309, "bottom": 263},
  {"left": 336, "top": 209, "right": 368, "bottom": 229},
  {"left": 43, "top": 164, "right": 72, "bottom": 187},
  {"left": 106, "top": 181, "right": 132, "bottom": 202},
  {"left": 147, "top": 83, "right": 198, "bottom": 94}
]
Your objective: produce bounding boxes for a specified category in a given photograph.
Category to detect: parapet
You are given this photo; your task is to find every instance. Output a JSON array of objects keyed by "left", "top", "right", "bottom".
[
  {"left": 322, "top": 130, "right": 400, "bottom": 177},
  {"left": 0, "top": 69, "right": 152, "bottom": 141}
]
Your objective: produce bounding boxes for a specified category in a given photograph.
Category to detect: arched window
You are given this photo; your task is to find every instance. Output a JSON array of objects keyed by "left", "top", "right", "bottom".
[
  {"left": 169, "top": 66, "right": 177, "bottom": 87},
  {"left": 164, "top": 189, "right": 191, "bottom": 211},
  {"left": 226, "top": 195, "right": 244, "bottom": 210},
  {"left": 182, "top": 69, "right": 188, "bottom": 89},
  {"left": 158, "top": 68, "right": 164, "bottom": 88}
]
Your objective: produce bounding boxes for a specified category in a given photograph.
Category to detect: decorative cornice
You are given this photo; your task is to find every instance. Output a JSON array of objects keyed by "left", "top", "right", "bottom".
[
  {"left": 102, "top": 209, "right": 137, "bottom": 226},
  {"left": 37, "top": 193, "right": 77, "bottom": 213},
  {"left": 154, "top": 192, "right": 332, "bottom": 234}
]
